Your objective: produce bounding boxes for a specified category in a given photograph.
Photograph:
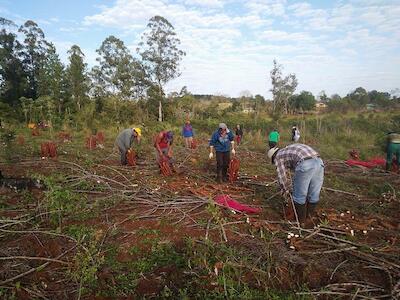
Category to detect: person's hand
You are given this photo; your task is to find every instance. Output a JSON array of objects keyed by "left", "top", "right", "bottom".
[
  {"left": 231, "top": 148, "right": 236, "bottom": 156},
  {"left": 209, "top": 152, "right": 214, "bottom": 159}
]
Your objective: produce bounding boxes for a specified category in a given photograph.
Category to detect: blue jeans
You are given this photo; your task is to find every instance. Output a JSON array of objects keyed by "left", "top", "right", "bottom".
[{"left": 293, "top": 157, "right": 324, "bottom": 205}]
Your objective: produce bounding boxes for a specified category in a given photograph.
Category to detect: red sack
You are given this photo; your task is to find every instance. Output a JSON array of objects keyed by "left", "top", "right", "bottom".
[
  {"left": 190, "top": 138, "right": 197, "bottom": 149},
  {"left": 96, "top": 131, "right": 105, "bottom": 144},
  {"left": 228, "top": 158, "right": 240, "bottom": 182},
  {"left": 215, "top": 194, "right": 261, "bottom": 214},
  {"left": 86, "top": 136, "right": 97, "bottom": 150},
  {"left": 346, "top": 157, "right": 386, "bottom": 169},
  {"left": 126, "top": 149, "right": 136, "bottom": 166},
  {"left": 41, "top": 142, "right": 57, "bottom": 158}
]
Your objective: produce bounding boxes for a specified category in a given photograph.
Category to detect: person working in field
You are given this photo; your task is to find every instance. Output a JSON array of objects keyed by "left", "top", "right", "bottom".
[
  {"left": 115, "top": 127, "right": 142, "bottom": 165},
  {"left": 209, "top": 123, "right": 235, "bottom": 183},
  {"left": 235, "top": 124, "right": 243, "bottom": 145},
  {"left": 267, "top": 143, "right": 324, "bottom": 226},
  {"left": 291, "top": 125, "right": 300, "bottom": 142},
  {"left": 182, "top": 120, "right": 194, "bottom": 149},
  {"left": 154, "top": 130, "right": 175, "bottom": 171},
  {"left": 268, "top": 128, "right": 280, "bottom": 148},
  {"left": 386, "top": 131, "right": 400, "bottom": 172}
]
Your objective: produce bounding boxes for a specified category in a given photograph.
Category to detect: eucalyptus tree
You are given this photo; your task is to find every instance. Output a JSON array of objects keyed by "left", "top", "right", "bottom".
[
  {"left": 137, "top": 16, "right": 185, "bottom": 121},
  {"left": 66, "top": 45, "right": 89, "bottom": 111},
  {"left": 0, "top": 17, "right": 27, "bottom": 106},
  {"left": 94, "top": 35, "right": 147, "bottom": 100},
  {"left": 270, "top": 59, "right": 297, "bottom": 116},
  {"left": 38, "top": 43, "right": 67, "bottom": 114},
  {"left": 18, "top": 20, "right": 50, "bottom": 100}
]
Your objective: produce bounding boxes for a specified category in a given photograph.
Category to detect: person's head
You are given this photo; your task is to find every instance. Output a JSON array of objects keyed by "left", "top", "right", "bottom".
[
  {"left": 267, "top": 147, "right": 279, "bottom": 164},
  {"left": 133, "top": 127, "right": 142, "bottom": 141},
  {"left": 273, "top": 128, "right": 278, "bottom": 132},
  {"left": 186, "top": 120, "right": 190, "bottom": 125},
  {"left": 165, "top": 131, "right": 174, "bottom": 142},
  {"left": 219, "top": 123, "right": 227, "bottom": 134},
  {"left": 236, "top": 124, "right": 240, "bottom": 129}
]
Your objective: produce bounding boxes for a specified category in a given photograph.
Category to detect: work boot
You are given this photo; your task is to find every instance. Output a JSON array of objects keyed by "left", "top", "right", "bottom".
[
  {"left": 216, "top": 170, "right": 223, "bottom": 184},
  {"left": 222, "top": 168, "right": 228, "bottom": 182},
  {"left": 305, "top": 202, "right": 318, "bottom": 228},
  {"left": 307, "top": 202, "right": 318, "bottom": 219},
  {"left": 294, "top": 203, "right": 307, "bottom": 226}
]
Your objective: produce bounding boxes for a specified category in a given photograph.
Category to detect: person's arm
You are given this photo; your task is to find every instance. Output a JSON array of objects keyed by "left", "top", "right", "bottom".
[
  {"left": 228, "top": 131, "right": 235, "bottom": 154},
  {"left": 167, "top": 140, "right": 173, "bottom": 157},
  {"left": 155, "top": 133, "right": 163, "bottom": 155},
  {"left": 209, "top": 132, "right": 217, "bottom": 158},
  {"left": 276, "top": 160, "right": 290, "bottom": 192}
]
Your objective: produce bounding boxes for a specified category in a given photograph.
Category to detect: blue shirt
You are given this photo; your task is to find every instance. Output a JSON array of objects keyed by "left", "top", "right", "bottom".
[
  {"left": 209, "top": 129, "right": 234, "bottom": 152},
  {"left": 182, "top": 124, "right": 194, "bottom": 137}
]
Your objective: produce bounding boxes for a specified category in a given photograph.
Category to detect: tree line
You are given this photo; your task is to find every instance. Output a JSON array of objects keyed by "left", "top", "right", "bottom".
[
  {"left": 1, "top": 15, "right": 399, "bottom": 129},
  {"left": 0, "top": 16, "right": 185, "bottom": 127}
]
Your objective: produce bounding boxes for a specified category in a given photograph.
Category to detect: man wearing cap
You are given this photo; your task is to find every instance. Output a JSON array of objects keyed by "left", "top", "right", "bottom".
[
  {"left": 291, "top": 125, "right": 300, "bottom": 142},
  {"left": 154, "top": 130, "right": 175, "bottom": 169},
  {"left": 209, "top": 123, "right": 235, "bottom": 183},
  {"left": 115, "top": 127, "right": 142, "bottom": 165},
  {"left": 267, "top": 143, "right": 324, "bottom": 225}
]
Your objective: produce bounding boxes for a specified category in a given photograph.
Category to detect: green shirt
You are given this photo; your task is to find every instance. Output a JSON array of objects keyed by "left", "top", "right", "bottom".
[{"left": 269, "top": 131, "right": 280, "bottom": 143}]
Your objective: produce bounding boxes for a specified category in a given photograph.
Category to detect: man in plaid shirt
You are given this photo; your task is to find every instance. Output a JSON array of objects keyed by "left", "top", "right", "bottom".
[{"left": 267, "top": 143, "right": 324, "bottom": 224}]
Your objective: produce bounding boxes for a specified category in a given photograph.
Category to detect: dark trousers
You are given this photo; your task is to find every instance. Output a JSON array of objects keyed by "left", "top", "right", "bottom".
[
  {"left": 119, "top": 147, "right": 127, "bottom": 165},
  {"left": 216, "top": 151, "right": 230, "bottom": 179}
]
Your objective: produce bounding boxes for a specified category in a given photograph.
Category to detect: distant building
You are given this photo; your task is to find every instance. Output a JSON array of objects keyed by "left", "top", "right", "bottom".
[
  {"left": 217, "top": 102, "right": 233, "bottom": 110},
  {"left": 242, "top": 107, "right": 255, "bottom": 113},
  {"left": 315, "top": 102, "right": 327, "bottom": 110}
]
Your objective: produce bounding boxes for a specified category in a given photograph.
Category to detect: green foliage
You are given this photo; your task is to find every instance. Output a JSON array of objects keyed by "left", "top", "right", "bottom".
[
  {"left": 289, "top": 91, "right": 316, "bottom": 112},
  {"left": 67, "top": 45, "right": 89, "bottom": 111},
  {"left": 42, "top": 175, "right": 88, "bottom": 227},
  {"left": 270, "top": 59, "right": 298, "bottom": 116},
  {"left": 67, "top": 226, "right": 105, "bottom": 294}
]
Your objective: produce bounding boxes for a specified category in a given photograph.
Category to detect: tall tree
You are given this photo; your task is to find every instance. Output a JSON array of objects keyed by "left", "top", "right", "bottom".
[
  {"left": 270, "top": 59, "right": 297, "bottom": 115},
  {"left": 0, "top": 17, "right": 27, "bottom": 106},
  {"left": 38, "top": 43, "right": 67, "bottom": 114},
  {"left": 289, "top": 91, "right": 316, "bottom": 112},
  {"left": 95, "top": 35, "right": 146, "bottom": 99},
  {"left": 18, "top": 20, "right": 50, "bottom": 99},
  {"left": 137, "top": 16, "right": 186, "bottom": 121},
  {"left": 66, "top": 45, "right": 88, "bottom": 111}
]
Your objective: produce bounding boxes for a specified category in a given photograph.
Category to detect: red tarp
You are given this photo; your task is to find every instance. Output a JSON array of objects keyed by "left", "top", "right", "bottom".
[
  {"left": 214, "top": 194, "right": 261, "bottom": 214},
  {"left": 345, "top": 157, "right": 386, "bottom": 168}
]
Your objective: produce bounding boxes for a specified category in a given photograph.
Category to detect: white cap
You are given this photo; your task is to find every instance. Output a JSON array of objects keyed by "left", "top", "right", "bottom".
[
  {"left": 267, "top": 147, "right": 279, "bottom": 160},
  {"left": 219, "top": 123, "right": 227, "bottom": 129}
]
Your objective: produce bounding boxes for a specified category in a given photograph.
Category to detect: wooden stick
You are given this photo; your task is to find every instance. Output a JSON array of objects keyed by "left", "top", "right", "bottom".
[
  {"left": 323, "top": 187, "right": 360, "bottom": 197},
  {"left": 0, "top": 256, "right": 70, "bottom": 265},
  {"left": 0, "top": 244, "right": 76, "bottom": 285}
]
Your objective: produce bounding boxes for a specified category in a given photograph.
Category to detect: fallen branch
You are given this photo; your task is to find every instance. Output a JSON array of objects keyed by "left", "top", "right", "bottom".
[{"left": 0, "top": 244, "right": 76, "bottom": 285}]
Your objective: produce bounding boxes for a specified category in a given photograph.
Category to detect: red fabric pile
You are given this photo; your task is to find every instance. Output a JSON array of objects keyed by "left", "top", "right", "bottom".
[
  {"left": 345, "top": 157, "right": 386, "bottom": 169},
  {"left": 214, "top": 194, "right": 261, "bottom": 214}
]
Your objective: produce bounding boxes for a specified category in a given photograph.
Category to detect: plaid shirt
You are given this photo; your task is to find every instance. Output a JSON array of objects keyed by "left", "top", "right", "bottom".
[{"left": 274, "top": 143, "right": 319, "bottom": 192}]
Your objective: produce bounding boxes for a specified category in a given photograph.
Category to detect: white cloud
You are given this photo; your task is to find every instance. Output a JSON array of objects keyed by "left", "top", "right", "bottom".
[
  {"left": 184, "top": 0, "right": 224, "bottom": 8},
  {"left": 78, "top": 0, "right": 400, "bottom": 97}
]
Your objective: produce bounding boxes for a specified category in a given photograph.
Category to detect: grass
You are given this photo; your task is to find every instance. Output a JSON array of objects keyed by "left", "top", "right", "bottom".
[{"left": 0, "top": 110, "right": 399, "bottom": 299}]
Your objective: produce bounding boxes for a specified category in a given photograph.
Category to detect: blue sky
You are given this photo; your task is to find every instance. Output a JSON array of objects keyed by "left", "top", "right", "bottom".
[{"left": 1, "top": 0, "right": 399, "bottom": 98}]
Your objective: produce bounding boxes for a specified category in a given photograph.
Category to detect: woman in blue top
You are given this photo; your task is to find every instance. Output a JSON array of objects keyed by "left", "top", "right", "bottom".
[
  {"left": 182, "top": 120, "right": 194, "bottom": 148},
  {"left": 209, "top": 123, "right": 236, "bottom": 183}
]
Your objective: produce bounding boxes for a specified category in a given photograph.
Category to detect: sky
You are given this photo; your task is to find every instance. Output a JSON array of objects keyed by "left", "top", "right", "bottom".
[{"left": 1, "top": 0, "right": 400, "bottom": 98}]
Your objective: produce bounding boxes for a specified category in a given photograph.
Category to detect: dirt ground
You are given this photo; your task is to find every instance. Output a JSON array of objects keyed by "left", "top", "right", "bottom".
[{"left": 0, "top": 134, "right": 399, "bottom": 299}]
